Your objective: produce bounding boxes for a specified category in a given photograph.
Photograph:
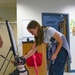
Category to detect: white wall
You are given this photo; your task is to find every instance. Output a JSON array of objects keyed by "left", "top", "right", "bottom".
[{"left": 17, "top": 0, "right": 75, "bottom": 71}]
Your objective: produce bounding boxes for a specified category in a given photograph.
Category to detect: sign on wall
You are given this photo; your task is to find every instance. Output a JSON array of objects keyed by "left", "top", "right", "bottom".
[{"left": 22, "top": 19, "right": 34, "bottom": 41}]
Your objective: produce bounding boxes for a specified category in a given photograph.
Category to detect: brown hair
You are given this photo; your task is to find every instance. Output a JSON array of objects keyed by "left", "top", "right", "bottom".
[{"left": 27, "top": 20, "right": 45, "bottom": 46}]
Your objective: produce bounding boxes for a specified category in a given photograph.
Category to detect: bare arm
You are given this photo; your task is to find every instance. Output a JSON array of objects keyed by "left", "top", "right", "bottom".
[
  {"left": 51, "top": 32, "right": 63, "bottom": 60},
  {"left": 0, "top": 36, "right": 3, "bottom": 48},
  {"left": 24, "top": 42, "right": 38, "bottom": 59}
]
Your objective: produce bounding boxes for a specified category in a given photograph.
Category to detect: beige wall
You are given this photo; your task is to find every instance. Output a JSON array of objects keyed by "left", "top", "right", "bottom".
[
  {"left": 0, "top": 7, "right": 16, "bottom": 22},
  {"left": 0, "top": 23, "right": 17, "bottom": 75},
  {"left": 0, "top": 7, "right": 16, "bottom": 75}
]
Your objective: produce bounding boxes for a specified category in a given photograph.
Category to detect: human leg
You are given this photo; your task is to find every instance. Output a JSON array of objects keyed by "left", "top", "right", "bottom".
[
  {"left": 49, "top": 47, "right": 68, "bottom": 75},
  {"left": 53, "top": 47, "right": 68, "bottom": 75}
]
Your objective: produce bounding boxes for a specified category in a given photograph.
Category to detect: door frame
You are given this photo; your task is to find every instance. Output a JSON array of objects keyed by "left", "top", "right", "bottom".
[{"left": 42, "top": 13, "right": 73, "bottom": 72}]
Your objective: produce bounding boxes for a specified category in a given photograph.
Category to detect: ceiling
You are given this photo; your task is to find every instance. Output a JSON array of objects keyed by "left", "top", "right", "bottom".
[{"left": 0, "top": 0, "right": 16, "bottom": 8}]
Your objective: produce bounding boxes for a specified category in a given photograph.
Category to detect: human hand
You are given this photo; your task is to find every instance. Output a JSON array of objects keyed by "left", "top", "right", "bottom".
[
  {"left": 14, "top": 56, "right": 26, "bottom": 66},
  {"left": 0, "top": 36, "right": 3, "bottom": 48},
  {"left": 51, "top": 53, "right": 57, "bottom": 61}
]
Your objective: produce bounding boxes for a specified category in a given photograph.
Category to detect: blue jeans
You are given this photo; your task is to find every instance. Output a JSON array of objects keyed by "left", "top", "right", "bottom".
[{"left": 49, "top": 47, "right": 68, "bottom": 75}]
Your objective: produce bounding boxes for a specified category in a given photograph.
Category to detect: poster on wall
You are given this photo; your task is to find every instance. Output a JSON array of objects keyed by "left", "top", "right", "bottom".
[
  {"left": 22, "top": 19, "right": 34, "bottom": 41},
  {"left": 70, "top": 19, "right": 75, "bottom": 70}
]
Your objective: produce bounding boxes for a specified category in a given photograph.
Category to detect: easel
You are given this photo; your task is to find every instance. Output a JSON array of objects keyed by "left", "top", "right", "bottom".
[
  {"left": 0, "top": 20, "right": 17, "bottom": 75},
  {"left": 0, "top": 20, "right": 29, "bottom": 75}
]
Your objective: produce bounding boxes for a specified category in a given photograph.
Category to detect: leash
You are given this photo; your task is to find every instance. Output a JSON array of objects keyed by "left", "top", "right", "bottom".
[{"left": 33, "top": 54, "right": 38, "bottom": 75}]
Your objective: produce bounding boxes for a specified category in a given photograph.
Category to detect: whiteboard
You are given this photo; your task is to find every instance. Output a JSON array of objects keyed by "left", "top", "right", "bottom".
[{"left": 22, "top": 19, "right": 34, "bottom": 41}]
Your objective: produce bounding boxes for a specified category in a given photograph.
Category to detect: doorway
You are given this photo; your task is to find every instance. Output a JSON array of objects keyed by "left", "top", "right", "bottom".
[{"left": 42, "top": 13, "right": 70, "bottom": 72}]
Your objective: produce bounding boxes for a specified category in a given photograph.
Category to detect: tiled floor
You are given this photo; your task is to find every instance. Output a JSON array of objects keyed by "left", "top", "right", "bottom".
[
  {"left": 47, "top": 72, "right": 75, "bottom": 75},
  {"left": 64, "top": 72, "right": 75, "bottom": 75}
]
